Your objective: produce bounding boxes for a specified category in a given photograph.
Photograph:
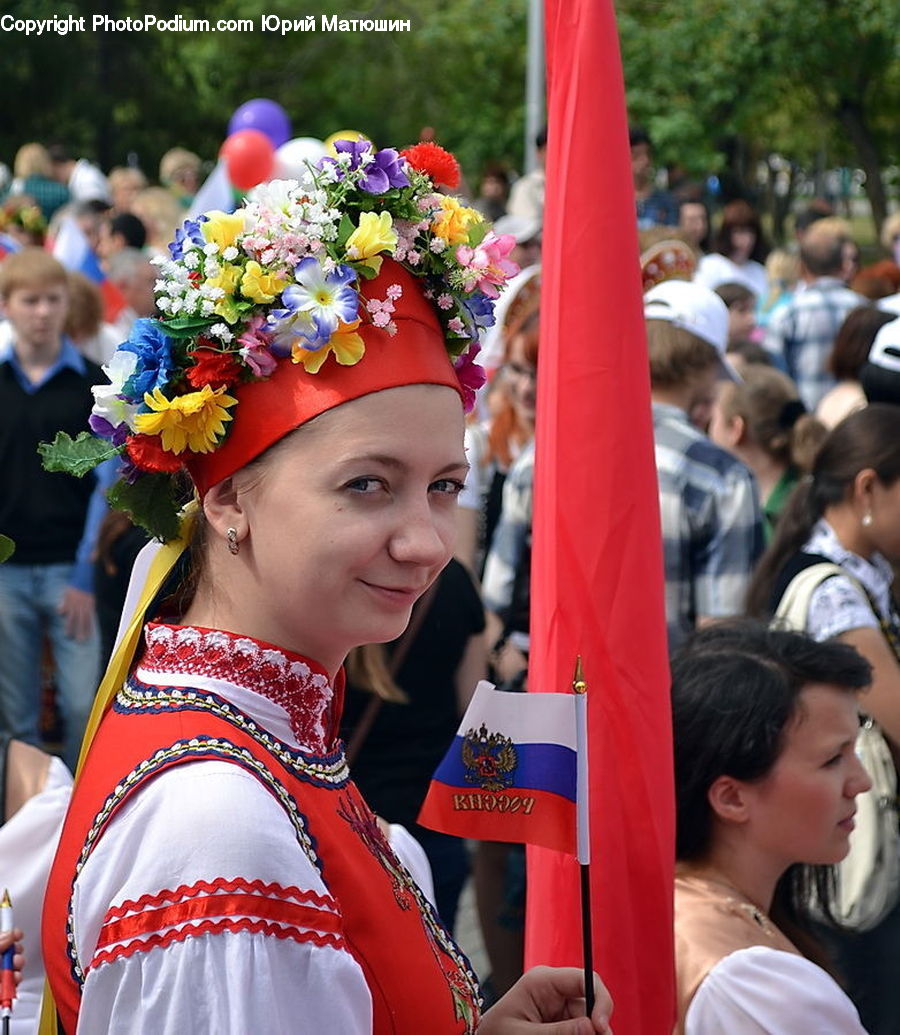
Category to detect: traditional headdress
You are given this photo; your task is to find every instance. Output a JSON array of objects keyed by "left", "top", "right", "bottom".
[{"left": 42, "top": 139, "right": 518, "bottom": 540}]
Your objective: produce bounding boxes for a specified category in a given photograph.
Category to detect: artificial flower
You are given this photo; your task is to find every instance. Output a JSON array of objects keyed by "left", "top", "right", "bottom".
[
  {"left": 454, "top": 344, "right": 487, "bottom": 414},
  {"left": 90, "top": 349, "right": 139, "bottom": 435},
  {"left": 400, "top": 143, "right": 460, "bottom": 189},
  {"left": 88, "top": 414, "right": 129, "bottom": 446},
  {"left": 169, "top": 216, "right": 207, "bottom": 260},
  {"left": 120, "top": 321, "right": 175, "bottom": 401},
  {"left": 134, "top": 385, "right": 238, "bottom": 454},
  {"left": 456, "top": 231, "right": 519, "bottom": 298},
  {"left": 292, "top": 320, "right": 365, "bottom": 373},
  {"left": 241, "top": 260, "right": 284, "bottom": 304},
  {"left": 185, "top": 347, "right": 244, "bottom": 390},
  {"left": 125, "top": 434, "right": 184, "bottom": 473},
  {"left": 205, "top": 263, "right": 242, "bottom": 298},
  {"left": 266, "top": 306, "right": 320, "bottom": 353},
  {"left": 431, "top": 197, "right": 482, "bottom": 247},
  {"left": 282, "top": 257, "right": 359, "bottom": 344},
  {"left": 324, "top": 139, "right": 409, "bottom": 194},
  {"left": 345, "top": 211, "right": 397, "bottom": 273},
  {"left": 201, "top": 211, "right": 245, "bottom": 253},
  {"left": 237, "top": 315, "right": 278, "bottom": 377}
]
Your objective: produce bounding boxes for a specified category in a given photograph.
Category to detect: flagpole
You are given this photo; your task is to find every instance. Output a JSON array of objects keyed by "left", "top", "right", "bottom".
[{"left": 573, "top": 657, "right": 593, "bottom": 1016}]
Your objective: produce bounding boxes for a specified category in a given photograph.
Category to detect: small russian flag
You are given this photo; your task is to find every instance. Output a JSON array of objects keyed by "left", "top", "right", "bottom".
[{"left": 418, "top": 681, "right": 578, "bottom": 855}]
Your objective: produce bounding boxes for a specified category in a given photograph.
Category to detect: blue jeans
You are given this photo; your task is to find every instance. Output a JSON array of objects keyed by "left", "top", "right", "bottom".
[{"left": 0, "top": 562, "right": 100, "bottom": 770}]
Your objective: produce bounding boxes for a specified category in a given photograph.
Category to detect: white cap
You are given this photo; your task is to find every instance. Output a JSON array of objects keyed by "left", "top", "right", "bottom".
[
  {"left": 868, "top": 316, "right": 900, "bottom": 373},
  {"left": 644, "top": 279, "right": 739, "bottom": 380}
]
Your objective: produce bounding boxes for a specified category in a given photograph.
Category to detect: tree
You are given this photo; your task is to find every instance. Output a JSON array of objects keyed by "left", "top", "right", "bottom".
[{"left": 616, "top": 0, "right": 899, "bottom": 238}]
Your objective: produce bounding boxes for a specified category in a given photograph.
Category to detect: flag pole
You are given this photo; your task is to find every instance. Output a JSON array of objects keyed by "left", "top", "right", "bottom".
[{"left": 573, "top": 657, "right": 593, "bottom": 1016}]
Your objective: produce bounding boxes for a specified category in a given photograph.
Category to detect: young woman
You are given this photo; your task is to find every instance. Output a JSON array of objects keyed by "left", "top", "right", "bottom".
[
  {"left": 39, "top": 144, "right": 611, "bottom": 1035},
  {"left": 747, "top": 404, "right": 900, "bottom": 1034},
  {"left": 709, "top": 365, "right": 826, "bottom": 541},
  {"left": 695, "top": 200, "right": 769, "bottom": 301},
  {"left": 672, "top": 621, "right": 871, "bottom": 1033}
]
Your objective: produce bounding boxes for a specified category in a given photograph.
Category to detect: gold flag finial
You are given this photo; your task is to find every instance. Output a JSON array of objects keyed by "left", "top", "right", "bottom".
[
  {"left": 1, "top": 889, "right": 10, "bottom": 908},
  {"left": 572, "top": 656, "right": 587, "bottom": 695}
]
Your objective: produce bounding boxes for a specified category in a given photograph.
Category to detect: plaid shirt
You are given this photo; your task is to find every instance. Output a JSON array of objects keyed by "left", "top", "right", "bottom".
[
  {"left": 764, "top": 278, "right": 865, "bottom": 410},
  {"left": 654, "top": 403, "right": 764, "bottom": 653},
  {"left": 482, "top": 439, "right": 534, "bottom": 643}
]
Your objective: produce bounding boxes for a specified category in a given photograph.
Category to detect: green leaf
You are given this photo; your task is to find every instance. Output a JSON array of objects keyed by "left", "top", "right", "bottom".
[
  {"left": 159, "top": 315, "right": 217, "bottom": 339},
  {"left": 38, "top": 432, "right": 123, "bottom": 478},
  {"left": 0, "top": 534, "right": 15, "bottom": 563},
  {"left": 107, "top": 475, "right": 182, "bottom": 543},
  {"left": 467, "top": 221, "right": 488, "bottom": 248},
  {"left": 335, "top": 213, "right": 356, "bottom": 251}
]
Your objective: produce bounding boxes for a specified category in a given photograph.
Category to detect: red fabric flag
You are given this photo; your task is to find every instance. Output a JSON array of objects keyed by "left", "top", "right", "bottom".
[{"left": 525, "top": 2, "right": 676, "bottom": 1032}]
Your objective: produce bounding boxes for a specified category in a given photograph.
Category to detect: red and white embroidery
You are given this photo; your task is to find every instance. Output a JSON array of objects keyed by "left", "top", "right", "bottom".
[
  {"left": 138, "top": 624, "right": 334, "bottom": 752},
  {"left": 89, "top": 878, "right": 345, "bottom": 971}
]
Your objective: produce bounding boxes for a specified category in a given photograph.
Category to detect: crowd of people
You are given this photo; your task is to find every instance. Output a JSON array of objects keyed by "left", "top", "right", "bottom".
[{"left": 0, "top": 124, "right": 899, "bottom": 1033}]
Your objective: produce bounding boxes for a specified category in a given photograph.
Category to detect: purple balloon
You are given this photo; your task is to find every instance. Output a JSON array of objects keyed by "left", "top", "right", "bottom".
[{"left": 228, "top": 99, "right": 292, "bottom": 148}]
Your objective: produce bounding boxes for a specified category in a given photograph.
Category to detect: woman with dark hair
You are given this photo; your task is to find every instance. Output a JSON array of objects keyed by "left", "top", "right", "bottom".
[
  {"left": 695, "top": 200, "right": 769, "bottom": 300},
  {"left": 747, "top": 403, "right": 900, "bottom": 1033},
  {"left": 816, "top": 306, "right": 895, "bottom": 428},
  {"left": 673, "top": 621, "right": 871, "bottom": 1032}
]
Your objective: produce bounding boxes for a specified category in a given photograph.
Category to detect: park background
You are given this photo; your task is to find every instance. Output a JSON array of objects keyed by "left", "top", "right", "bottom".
[{"left": 3, "top": 0, "right": 898, "bottom": 245}]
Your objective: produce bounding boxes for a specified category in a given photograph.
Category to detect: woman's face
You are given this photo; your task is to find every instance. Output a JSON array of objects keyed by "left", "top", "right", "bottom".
[
  {"left": 866, "top": 477, "right": 900, "bottom": 560},
  {"left": 232, "top": 384, "right": 466, "bottom": 672},
  {"left": 740, "top": 684, "right": 870, "bottom": 869},
  {"left": 730, "top": 227, "right": 756, "bottom": 263},
  {"left": 679, "top": 203, "right": 708, "bottom": 248},
  {"left": 506, "top": 332, "right": 537, "bottom": 426}
]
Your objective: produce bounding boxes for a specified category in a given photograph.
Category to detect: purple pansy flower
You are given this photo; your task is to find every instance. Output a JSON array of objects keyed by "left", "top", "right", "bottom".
[
  {"left": 88, "top": 414, "right": 129, "bottom": 446},
  {"left": 322, "top": 140, "right": 409, "bottom": 194},
  {"left": 119, "top": 320, "right": 175, "bottom": 402}
]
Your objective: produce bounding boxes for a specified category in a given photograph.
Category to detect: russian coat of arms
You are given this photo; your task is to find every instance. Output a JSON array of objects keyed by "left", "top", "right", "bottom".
[{"left": 461, "top": 723, "right": 518, "bottom": 791}]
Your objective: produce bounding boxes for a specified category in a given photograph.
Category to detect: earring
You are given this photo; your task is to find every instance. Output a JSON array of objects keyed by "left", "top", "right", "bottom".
[
  {"left": 862, "top": 512, "right": 873, "bottom": 528},
  {"left": 226, "top": 527, "right": 240, "bottom": 555}
]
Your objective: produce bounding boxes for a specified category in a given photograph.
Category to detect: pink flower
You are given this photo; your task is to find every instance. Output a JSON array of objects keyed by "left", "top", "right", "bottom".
[
  {"left": 454, "top": 344, "right": 487, "bottom": 413},
  {"left": 238, "top": 315, "right": 277, "bottom": 377},
  {"left": 455, "top": 232, "right": 519, "bottom": 299}
]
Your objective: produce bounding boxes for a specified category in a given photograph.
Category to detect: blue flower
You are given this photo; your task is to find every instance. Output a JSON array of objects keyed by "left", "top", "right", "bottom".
[
  {"left": 281, "top": 258, "right": 359, "bottom": 345},
  {"left": 120, "top": 320, "right": 175, "bottom": 402},
  {"left": 169, "top": 215, "right": 208, "bottom": 261},
  {"left": 265, "top": 306, "right": 320, "bottom": 353},
  {"left": 462, "top": 292, "right": 496, "bottom": 331}
]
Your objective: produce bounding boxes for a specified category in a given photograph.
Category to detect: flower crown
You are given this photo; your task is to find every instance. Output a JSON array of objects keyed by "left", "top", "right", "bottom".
[
  {"left": 41, "top": 140, "right": 518, "bottom": 541},
  {"left": 0, "top": 199, "right": 46, "bottom": 237}
]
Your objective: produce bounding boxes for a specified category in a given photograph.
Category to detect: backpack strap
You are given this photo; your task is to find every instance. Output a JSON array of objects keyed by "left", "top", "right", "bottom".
[{"left": 773, "top": 560, "right": 858, "bottom": 632}]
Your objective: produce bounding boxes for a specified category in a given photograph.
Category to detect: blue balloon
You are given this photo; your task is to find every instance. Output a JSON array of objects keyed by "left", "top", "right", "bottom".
[{"left": 228, "top": 99, "right": 292, "bottom": 149}]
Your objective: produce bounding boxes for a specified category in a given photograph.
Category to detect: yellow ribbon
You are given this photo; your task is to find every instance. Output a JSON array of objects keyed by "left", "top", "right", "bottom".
[{"left": 38, "top": 503, "right": 198, "bottom": 1033}]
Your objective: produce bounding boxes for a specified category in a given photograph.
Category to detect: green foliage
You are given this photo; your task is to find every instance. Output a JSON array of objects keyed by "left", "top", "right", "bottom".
[
  {"left": 617, "top": 0, "right": 899, "bottom": 184},
  {"left": 0, "top": 534, "right": 15, "bottom": 563},
  {"left": 107, "top": 473, "right": 182, "bottom": 542},
  {"left": 1, "top": 0, "right": 529, "bottom": 185},
  {"left": 38, "top": 431, "right": 122, "bottom": 477}
]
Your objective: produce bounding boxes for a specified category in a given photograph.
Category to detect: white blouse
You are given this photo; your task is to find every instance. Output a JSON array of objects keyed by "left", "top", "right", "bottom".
[{"left": 686, "top": 946, "right": 867, "bottom": 1033}]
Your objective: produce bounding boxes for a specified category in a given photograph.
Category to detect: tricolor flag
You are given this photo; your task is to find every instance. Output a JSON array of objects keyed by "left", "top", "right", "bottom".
[
  {"left": 50, "top": 216, "right": 127, "bottom": 323},
  {"left": 419, "top": 681, "right": 577, "bottom": 855},
  {"left": 0, "top": 232, "right": 21, "bottom": 260}
]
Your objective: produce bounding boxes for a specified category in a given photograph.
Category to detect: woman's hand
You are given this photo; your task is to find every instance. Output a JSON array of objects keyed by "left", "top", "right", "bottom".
[
  {"left": 478, "top": 966, "right": 613, "bottom": 1035},
  {"left": 0, "top": 928, "right": 25, "bottom": 986}
]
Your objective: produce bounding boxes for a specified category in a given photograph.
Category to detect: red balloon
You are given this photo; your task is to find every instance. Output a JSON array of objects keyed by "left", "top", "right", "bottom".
[{"left": 220, "top": 129, "right": 275, "bottom": 191}]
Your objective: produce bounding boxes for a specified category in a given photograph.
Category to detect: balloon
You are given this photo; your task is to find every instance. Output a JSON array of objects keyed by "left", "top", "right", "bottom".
[
  {"left": 228, "top": 99, "right": 292, "bottom": 148},
  {"left": 274, "top": 137, "right": 327, "bottom": 179},
  {"left": 323, "top": 129, "right": 370, "bottom": 157},
  {"left": 220, "top": 130, "right": 275, "bottom": 191}
]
